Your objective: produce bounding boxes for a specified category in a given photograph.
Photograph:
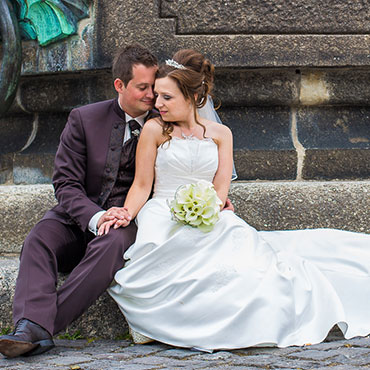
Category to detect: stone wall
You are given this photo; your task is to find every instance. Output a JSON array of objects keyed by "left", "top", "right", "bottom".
[
  {"left": 0, "top": 0, "right": 369, "bottom": 184},
  {"left": 0, "top": 1, "right": 369, "bottom": 338}
]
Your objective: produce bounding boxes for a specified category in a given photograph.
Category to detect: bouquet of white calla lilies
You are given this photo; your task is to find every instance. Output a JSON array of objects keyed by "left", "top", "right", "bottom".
[{"left": 168, "top": 180, "right": 223, "bottom": 232}]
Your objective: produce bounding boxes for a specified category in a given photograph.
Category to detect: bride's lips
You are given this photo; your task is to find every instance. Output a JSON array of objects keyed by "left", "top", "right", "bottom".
[{"left": 159, "top": 111, "right": 167, "bottom": 115}]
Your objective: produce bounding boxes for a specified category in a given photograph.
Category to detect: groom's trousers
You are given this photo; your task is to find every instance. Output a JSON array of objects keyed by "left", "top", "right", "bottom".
[{"left": 12, "top": 219, "right": 137, "bottom": 336}]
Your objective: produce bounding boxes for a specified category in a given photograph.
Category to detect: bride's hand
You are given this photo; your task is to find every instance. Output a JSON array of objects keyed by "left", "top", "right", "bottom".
[
  {"left": 98, "top": 219, "right": 116, "bottom": 236},
  {"left": 97, "top": 207, "right": 132, "bottom": 235},
  {"left": 222, "top": 198, "right": 235, "bottom": 212},
  {"left": 97, "top": 206, "right": 130, "bottom": 229},
  {"left": 113, "top": 208, "right": 132, "bottom": 229}
]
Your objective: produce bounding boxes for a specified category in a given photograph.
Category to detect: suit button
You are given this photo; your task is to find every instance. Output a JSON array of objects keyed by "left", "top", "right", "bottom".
[
  {"left": 110, "top": 147, "right": 115, "bottom": 151},
  {"left": 106, "top": 168, "right": 111, "bottom": 173}
]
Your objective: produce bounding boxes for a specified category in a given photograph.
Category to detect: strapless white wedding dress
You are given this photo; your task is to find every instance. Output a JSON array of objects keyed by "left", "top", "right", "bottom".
[{"left": 108, "top": 137, "right": 370, "bottom": 351}]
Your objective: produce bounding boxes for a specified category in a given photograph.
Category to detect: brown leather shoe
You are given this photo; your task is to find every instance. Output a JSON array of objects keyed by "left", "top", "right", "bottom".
[{"left": 0, "top": 319, "right": 55, "bottom": 358}]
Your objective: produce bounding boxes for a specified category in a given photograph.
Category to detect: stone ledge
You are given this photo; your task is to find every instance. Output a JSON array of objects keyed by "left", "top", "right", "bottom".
[
  {"left": 0, "top": 257, "right": 127, "bottom": 339},
  {"left": 1, "top": 181, "right": 369, "bottom": 254},
  {"left": 231, "top": 181, "right": 370, "bottom": 233},
  {"left": 1, "top": 180, "right": 369, "bottom": 338},
  {"left": 0, "top": 185, "right": 57, "bottom": 254}
]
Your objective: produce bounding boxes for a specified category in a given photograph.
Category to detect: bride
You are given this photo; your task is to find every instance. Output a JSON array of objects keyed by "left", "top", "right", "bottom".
[{"left": 100, "top": 49, "right": 370, "bottom": 351}]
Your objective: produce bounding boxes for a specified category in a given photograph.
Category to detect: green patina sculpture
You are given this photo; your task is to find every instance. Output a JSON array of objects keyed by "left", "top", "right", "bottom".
[
  {"left": 12, "top": 0, "right": 90, "bottom": 46},
  {"left": 0, "top": 1, "right": 90, "bottom": 117}
]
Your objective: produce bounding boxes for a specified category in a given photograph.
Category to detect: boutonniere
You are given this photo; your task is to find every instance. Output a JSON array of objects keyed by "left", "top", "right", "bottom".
[{"left": 132, "top": 129, "right": 141, "bottom": 137}]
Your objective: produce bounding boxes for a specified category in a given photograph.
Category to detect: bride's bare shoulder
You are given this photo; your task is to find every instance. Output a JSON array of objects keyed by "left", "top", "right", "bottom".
[
  {"left": 140, "top": 118, "right": 164, "bottom": 145},
  {"left": 144, "top": 117, "right": 162, "bottom": 128},
  {"left": 202, "top": 118, "right": 232, "bottom": 138},
  {"left": 142, "top": 118, "right": 163, "bottom": 134}
]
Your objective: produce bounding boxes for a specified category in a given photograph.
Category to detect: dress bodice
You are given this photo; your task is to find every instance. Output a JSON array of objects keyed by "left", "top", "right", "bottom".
[{"left": 153, "top": 137, "right": 218, "bottom": 199}]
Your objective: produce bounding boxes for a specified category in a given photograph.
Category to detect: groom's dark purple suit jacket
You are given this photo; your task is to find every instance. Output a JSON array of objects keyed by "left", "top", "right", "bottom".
[{"left": 43, "top": 98, "right": 157, "bottom": 232}]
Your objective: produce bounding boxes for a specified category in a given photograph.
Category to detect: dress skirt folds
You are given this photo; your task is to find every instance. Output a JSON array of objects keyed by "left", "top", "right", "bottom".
[{"left": 109, "top": 137, "right": 370, "bottom": 351}]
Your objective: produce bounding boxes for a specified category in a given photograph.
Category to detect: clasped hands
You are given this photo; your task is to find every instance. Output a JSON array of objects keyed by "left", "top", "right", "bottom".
[
  {"left": 97, "top": 207, "right": 132, "bottom": 236},
  {"left": 97, "top": 198, "right": 234, "bottom": 236}
]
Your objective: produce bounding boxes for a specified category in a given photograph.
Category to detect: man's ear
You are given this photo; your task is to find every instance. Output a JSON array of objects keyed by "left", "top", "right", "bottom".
[{"left": 114, "top": 78, "right": 125, "bottom": 94}]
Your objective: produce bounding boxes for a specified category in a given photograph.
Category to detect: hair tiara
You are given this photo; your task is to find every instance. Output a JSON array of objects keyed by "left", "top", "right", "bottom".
[{"left": 165, "top": 59, "right": 186, "bottom": 70}]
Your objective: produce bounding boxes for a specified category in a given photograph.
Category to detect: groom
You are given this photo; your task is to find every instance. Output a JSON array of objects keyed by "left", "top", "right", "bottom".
[{"left": 0, "top": 44, "right": 159, "bottom": 358}]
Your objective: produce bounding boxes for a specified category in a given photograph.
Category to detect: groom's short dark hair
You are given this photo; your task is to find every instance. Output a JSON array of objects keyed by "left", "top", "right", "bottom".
[{"left": 112, "top": 43, "right": 158, "bottom": 86}]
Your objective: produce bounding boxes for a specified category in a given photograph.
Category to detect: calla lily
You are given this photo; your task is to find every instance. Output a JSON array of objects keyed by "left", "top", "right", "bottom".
[{"left": 168, "top": 180, "right": 222, "bottom": 232}]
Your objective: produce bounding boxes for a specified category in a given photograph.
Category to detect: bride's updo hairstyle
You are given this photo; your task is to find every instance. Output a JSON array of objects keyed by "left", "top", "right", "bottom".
[{"left": 156, "top": 49, "right": 215, "bottom": 142}]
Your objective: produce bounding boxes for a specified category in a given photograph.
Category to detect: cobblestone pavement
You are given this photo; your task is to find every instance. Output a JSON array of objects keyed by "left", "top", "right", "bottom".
[{"left": 0, "top": 333, "right": 369, "bottom": 370}]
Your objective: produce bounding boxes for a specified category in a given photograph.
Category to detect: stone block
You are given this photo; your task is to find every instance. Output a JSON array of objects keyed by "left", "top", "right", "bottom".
[
  {"left": 23, "top": 113, "right": 67, "bottom": 153},
  {"left": 95, "top": 1, "right": 370, "bottom": 68},
  {"left": 297, "top": 107, "right": 370, "bottom": 149},
  {"left": 0, "top": 113, "right": 67, "bottom": 184},
  {"left": 11, "top": 113, "right": 68, "bottom": 184},
  {"left": 160, "top": 0, "right": 370, "bottom": 34},
  {"left": 1, "top": 181, "right": 369, "bottom": 255},
  {"left": 214, "top": 69, "right": 299, "bottom": 106},
  {"left": 219, "top": 106, "right": 297, "bottom": 180},
  {"left": 94, "top": 0, "right": 174, "bottom": 67},
  {"left": 69, "top": 23, "right": 95, "bottom": 71},
  {"left": 297, "top": 107, "right": 370, "bottom": 180},
  {"left": 230, "top": 181, "right": 370, "bottom": 233},
  {"left": 324, "top": 69, "right": 370, "bottom": 106},
  {"left": 0, "top": 154, "right": 13, "bottom": 184},
  {"left": 299, "top": 71, "right": 330, "bottom": 105},
  {"left": 19, "top": 73, "right": 114, "bottom": 113},
  {"left": 0, "top": 257, "right": 127, "bottom": 339},
  {"left": 234, "top": 149, "right": 297, "bottom": 181},
  {"left": 303, "top": 149, "right": 370, "bottom": 180},
  {"left": 13, "top": 153, "right": 56, "bottom": 184},
  {"left": 0, "top": 114, "right": 35, "bottom": 154},
  {"left": 20, "top": 40, "right": 39, "bottom": 74},
  {"left": 219, "top": 107, "right": 293, "bottom": 150},
  {"left": 38, "top": 42, "right": 68, "bottom": 73},
  {"left": 0, "top": 258, "right": 18, "bottom": 330},
  {"left": 0, "top": 114, "right": 35, "bottom": 184},
  {"left": 299, "top": 69, "right": 370, "bottom": 106},
  {"left": 0, "top": 185, "right": 56, "bottom": 254}
]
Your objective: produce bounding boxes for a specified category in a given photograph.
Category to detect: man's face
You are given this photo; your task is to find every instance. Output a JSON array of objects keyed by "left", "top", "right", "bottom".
[{"left": 116, "top": 63, "right": 158, "bottom": 118}]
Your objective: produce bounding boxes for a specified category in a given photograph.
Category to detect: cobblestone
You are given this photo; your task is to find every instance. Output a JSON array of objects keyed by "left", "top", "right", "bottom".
[{"left": 0, "top": 334, "right": 369, "bottom": 369}]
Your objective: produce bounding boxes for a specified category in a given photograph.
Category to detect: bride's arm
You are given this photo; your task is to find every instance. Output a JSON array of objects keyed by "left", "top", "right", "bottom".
[
  {"left": 123, "top": 120, "right": 162, "bottom": 220},
  {"left": 98, "top": 119, "right": 162, "bottom": 234},
  {"left": 212, "top": 124, "right": 233, "bottom": 207}
]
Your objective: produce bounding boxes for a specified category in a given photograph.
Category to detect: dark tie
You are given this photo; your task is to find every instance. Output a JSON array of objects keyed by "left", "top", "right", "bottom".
[{"left": 128, "top": 119, "right": 141, "bottom": 139}]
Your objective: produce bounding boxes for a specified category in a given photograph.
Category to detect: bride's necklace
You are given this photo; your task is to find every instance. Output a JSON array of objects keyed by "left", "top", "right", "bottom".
[{"left": 180, "top": 126, "right": 196, "bottom": 139}]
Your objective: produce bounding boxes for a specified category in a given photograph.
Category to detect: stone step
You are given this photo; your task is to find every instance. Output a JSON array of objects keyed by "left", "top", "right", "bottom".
[
  {"left": 0, "top": 256, "right": 127, "bottom": 339},
  {"left": 0, "top": 181, "right": 369, "bottom": 338},
  {"left": 0, "top": 181, "right": 369, "bottom": 254}
]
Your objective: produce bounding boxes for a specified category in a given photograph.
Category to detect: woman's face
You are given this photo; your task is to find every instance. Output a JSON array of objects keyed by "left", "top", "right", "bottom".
[{"left": 154, "top": 76, "right": 193, "bottom": 123}]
